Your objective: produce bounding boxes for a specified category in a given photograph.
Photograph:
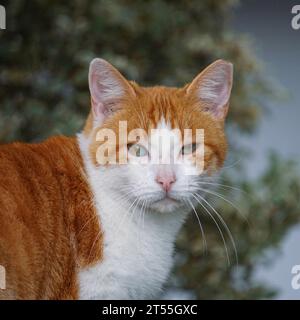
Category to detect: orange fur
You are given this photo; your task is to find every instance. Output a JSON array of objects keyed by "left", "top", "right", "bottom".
[{"left": 0, "top": 137, "right": 102, "bottom": 299}]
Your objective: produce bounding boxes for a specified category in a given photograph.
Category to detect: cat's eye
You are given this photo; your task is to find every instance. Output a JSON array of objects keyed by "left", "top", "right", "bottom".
[
  {"left": 128, "top": 144, "right": 148, "bottom": 157},
  {"left": 181, "top": 143, "right": 198, "bottom": 155}
]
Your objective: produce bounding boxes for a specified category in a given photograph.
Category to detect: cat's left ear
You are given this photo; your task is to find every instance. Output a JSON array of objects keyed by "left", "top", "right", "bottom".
[
  {"left": 89, "top": 58, "right": 136, "bottom": 124},
  {"left": 186, "top": 60, "right": 233, "bottom": 120}
]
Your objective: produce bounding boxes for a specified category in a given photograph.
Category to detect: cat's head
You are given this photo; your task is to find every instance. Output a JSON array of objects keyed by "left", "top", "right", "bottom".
[{"left": 83, "top": 58, "right": 233, "bottom": 214}]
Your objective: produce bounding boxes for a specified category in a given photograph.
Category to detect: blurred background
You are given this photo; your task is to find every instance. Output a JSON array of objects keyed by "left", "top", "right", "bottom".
[{"left": 0, "top": 0, "right": 299, "bottom": 299}]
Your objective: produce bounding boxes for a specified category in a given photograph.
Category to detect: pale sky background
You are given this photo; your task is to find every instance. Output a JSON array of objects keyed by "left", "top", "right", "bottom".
[{"left": 233, "top": 0, "right": 300, "bottom": 299}]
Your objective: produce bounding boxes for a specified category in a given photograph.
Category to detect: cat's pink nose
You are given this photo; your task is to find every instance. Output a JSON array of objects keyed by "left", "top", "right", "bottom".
[{"left": 156, "top": 174, "right": 176, "bottom": 192}]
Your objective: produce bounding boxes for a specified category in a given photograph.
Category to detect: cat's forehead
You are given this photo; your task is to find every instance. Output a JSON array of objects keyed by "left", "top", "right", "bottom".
[
  {"left": 127, "top": 85, "right": 192, "bottom": 129},
  {"left": 104, "top": 84, "right": 223, "bottom": 145}
]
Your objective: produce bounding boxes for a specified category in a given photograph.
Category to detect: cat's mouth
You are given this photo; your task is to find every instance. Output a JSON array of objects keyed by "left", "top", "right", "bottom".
[{"left": 132, "top": 190, "right": 187, "bottom": 212}]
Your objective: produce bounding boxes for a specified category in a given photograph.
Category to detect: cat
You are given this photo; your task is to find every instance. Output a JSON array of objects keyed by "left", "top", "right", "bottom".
[{"left": 0, "top": 58, "right": 233, "bottom": 300}]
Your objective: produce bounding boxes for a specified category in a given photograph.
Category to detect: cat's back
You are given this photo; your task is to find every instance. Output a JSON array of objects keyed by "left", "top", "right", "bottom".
[
  {"left": 0, "top": 137, "right": 78, "bottom": 222},
  {"left": 0, "top": 137, "right": 82, "bottom": 299}
]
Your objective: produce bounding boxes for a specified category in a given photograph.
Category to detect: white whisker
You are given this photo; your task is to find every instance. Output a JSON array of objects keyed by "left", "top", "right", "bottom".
[
  {"left": 193, "top": 185, "right": 250, "bottom": 227},
  {"left": 186, "top": 199, "right": 207, "bottom": 253},
  {"left": 195, "top": 192, "right": 238, "bottom": 265},
  {"left": 192, "top": 193, "right": 230, "bottom": 265}
]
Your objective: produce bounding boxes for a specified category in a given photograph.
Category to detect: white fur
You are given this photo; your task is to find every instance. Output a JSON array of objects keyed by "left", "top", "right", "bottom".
[{"left": 77, "top": 130, "right": 189, "bottom": 300}]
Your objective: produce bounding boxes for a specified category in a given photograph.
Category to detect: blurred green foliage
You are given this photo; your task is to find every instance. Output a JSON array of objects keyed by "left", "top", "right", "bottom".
[{"left": 0, "top": 0, "right": 299, "bottom": 299}]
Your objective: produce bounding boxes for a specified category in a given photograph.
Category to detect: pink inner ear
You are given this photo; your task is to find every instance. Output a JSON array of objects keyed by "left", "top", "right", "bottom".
[
  {"left": 212, "top": 81, "right": 230, "bottom": 117},
  {"left": 91, "top": 99, "right": 105, "bottom": 123},
  {"left": 90, "top": 73, "right": 105, "bottom": 104}
]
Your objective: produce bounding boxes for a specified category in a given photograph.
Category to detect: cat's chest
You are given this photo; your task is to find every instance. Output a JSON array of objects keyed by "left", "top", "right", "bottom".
[{"left": 78, "top": 198, "right": 180, "bottom": 300}]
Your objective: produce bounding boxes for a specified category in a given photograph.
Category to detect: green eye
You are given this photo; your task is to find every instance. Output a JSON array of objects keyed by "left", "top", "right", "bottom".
[
  {"left": 181, "top": 143, "right": 198, "bottom": 155},
  {"left": 128, "top": 144, "right": 148, "bottom": 157}
]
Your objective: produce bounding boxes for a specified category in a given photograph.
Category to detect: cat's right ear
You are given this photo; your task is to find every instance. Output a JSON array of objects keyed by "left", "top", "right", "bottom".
[{"left": 89, "top": 58, "right": 135, "bottom": 125}]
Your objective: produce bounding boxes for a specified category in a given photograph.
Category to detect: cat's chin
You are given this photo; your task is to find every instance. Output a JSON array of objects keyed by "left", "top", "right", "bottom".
[{"left": 150, "top": 197, "right": 184, "bottom": 213}]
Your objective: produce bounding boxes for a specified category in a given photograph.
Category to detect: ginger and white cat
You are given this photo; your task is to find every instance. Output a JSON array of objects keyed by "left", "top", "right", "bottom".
[{"left": 0, "top": 58, "right": 233, "bottom": 299}]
